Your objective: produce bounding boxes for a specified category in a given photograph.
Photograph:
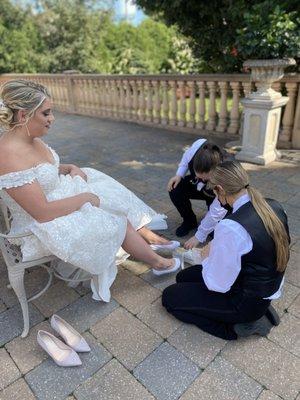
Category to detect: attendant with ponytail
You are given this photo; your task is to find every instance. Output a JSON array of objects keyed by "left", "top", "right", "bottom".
[{"left": 163, "top": 161, "right": 290, "bottom": 340}]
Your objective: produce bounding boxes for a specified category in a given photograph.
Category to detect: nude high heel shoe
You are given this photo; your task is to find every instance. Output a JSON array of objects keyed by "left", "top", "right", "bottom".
[
  {"left": 50, "top": 315, "right": 91, "bottom": 353},
  {"left": 37, "top": 330, "right": 82, "bottom": 367}
]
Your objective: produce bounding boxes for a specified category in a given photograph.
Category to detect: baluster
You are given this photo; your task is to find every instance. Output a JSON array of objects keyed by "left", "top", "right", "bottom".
[
  {"left": 145, "top": 81, "right": 153, "bottom": 122},
  {"left": 216, "top": 81, "right": 228, "bottom": 133},
  {"left": 161, "top": 80, "right": 169, "bottom": 125},
  {"left": 125, "top": 80, "right": 132, "bottom": 120},
  {"left": 98, "top": 79, "right": 105, "bottom": 117},
  {"left": 119, "top": 80, "right": 125, "bottom": 119},
  {"left": 242, "top": 81, "right": 252, "bottom": 98},
  {"left": 280, "top": 82, "right": 298, "bottom": 143},
  {"left": 228, "top": 82, "right": 240, "bottom": 134},
  {"left": 206, "top": 81, "right": 217, "bottom": 131},
  {"left": 110, "top": 79, "right": 117, "bottom": 118},
  {"left": 187, "top": 81, "right": 196, "bottom": 128},
  {"left": 138, "top": 80, "right": 146, "bottom": 121},
  {"left": 169, "top": 80, "right": 178, "bottom": 126},
  {"left": 196, "top": 81, "right": 206, "bottom": 129},
  {"left": 84, "top": 79, "right": 91, "bottom": 113},
  {"left": 178, "top": 81, "right": 186, "bottom": 127},
  {"left": 108, "top": 79, "right": 115, "bottom": 118},
  {"left": 88, "top": 79, "right": 95, "bottom": 115},
  {"left": 114, "top": 80, "right": 121, "bottom": 118},
  {"left": 152, "top": 80, "right": 161, "bottom": 124},
  {"left": 131, "top": 80, "right": 138, "bottom": 121},
  {"left": 93, "top": 79, "right": 99, "bottom": 115}
]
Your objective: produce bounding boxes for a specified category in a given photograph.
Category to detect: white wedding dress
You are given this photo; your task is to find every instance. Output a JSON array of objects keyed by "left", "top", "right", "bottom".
[{"left": 0, "top": 144, "right": 167, "bottom": 301}]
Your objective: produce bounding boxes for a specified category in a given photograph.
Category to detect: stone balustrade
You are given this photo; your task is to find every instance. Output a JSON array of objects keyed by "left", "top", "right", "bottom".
[{"left": 1, "top": 73, "right": 299, "bottom": 148}]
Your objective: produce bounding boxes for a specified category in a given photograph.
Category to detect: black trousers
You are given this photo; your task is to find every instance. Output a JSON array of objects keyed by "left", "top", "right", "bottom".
[
  {"left": 162, "top": 266, "right": 271, "bottom": 340},
  {"left": 169, "top": 175, "right": 214, "bottom": 223}
]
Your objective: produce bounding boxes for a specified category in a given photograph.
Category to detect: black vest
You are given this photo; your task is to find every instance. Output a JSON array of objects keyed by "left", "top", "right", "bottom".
[{"left": 226, "top": 199, "right": 289, "bottom": 298}]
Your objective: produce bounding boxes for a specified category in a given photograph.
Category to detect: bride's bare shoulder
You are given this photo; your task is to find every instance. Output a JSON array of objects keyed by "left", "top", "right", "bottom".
[{"left": 0, "top": 138, "right": 32, "bottom": 175}]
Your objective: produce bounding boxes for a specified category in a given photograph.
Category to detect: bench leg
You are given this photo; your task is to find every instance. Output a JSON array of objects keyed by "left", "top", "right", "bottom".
[{"left": 8, "top": 267, "right": 29, "bottom": 338}]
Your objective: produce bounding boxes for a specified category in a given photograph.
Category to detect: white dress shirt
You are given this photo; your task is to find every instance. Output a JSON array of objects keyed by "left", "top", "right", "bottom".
[
  {"left": 175, "top": 138, "right": 227, "bottom": 243},
  {"left": 201, "top": 193, "right": 283, "bottom": 299}
]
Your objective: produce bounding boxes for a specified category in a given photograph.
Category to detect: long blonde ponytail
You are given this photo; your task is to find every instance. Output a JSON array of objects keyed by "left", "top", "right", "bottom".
[{"left": 209, "top": 161, "right": 289, "bottom": 272}]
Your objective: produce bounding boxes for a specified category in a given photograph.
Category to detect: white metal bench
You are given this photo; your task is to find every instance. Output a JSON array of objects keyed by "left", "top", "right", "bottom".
[{"left": 0, "top": 198, "right": 89, "bottom": 338}]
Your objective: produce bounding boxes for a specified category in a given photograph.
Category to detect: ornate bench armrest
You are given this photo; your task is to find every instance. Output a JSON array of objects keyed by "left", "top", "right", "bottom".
[{"left": 0, "top": 231, "right": 33, "bottom": 239}]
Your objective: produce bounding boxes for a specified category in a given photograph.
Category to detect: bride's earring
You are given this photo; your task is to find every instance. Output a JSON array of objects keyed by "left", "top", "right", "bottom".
[{"left": 25, "top": 124, "right": 31, "bottom": 137}]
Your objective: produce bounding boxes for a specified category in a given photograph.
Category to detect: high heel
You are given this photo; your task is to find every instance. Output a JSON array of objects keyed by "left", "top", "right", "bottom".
[
  {"left": 50, "top": 315, "right": 91, "bottom": 353},
  {"left": 150, "top": 240, "right": 180, "bottom": 251},
  {"left": 152, "top": 257, "right": 181, "bottom": 276},
  {"left": 37, "top": 330, "right": 82, "bottom": 367}
]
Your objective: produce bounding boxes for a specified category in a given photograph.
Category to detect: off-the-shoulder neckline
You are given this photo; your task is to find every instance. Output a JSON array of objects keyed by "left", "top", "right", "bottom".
[{"left": 0, "top": 144, "right": 58, "bottom": 179}]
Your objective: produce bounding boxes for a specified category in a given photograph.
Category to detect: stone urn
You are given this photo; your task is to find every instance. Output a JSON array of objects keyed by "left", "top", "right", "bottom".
[
  {"left": 236, "top": 58, "right": 296, "bottom": 165},
  {"left": 244, "top": 58, "right": 296, "bottom": 100}
]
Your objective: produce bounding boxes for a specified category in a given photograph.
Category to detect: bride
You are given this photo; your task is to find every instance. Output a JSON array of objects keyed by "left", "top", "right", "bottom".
[{"left": 0, "top": 80, "right": 180, "bottom": 301}]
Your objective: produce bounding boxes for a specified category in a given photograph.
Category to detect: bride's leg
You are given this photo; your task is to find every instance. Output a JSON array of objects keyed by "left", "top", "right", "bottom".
[
  {"left": 138, "top": 226, "right": 171, "bottom": 245},
  {"left": 122, "top": 222, "right": 174, "bottom": 270}
]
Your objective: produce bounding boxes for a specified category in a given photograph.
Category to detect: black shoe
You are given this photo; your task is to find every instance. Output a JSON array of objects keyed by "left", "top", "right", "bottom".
[
  {"left": 234, "top": 315, "right": 273, "bottom": 337},
  {"left": 175, "top": 220, "right": 198, "bottom": 237},
  {"left": 265, "top": 305, "right": 280, "bottom": 326}
]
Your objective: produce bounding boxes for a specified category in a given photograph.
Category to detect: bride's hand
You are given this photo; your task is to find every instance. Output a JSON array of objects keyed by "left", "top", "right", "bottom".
[
  {"left": 70, "top": 165, "right": 87, "bottom": 181},
  {"left": 83, "top": 193, "right": 100, "bottom": 207}
]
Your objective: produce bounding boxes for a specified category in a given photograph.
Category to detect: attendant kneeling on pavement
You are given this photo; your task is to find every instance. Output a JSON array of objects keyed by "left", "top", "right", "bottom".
[{"left": 163, "top": 161, "right": 290, "bottom": 340}]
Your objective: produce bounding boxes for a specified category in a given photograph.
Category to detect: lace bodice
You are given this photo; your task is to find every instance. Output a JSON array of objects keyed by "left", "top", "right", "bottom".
[
  {"left": 0, "top": 146, "right": 60, "bottom": 234},
  {"left": 0, "top": 143, "right": 162, "bottom": 302}
]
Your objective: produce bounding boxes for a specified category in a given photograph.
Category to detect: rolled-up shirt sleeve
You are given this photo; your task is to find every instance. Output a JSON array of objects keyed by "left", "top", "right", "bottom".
[
  {"left": 176, "top": 138, "right": 206, "bottom": 178},
  {"left": 201, "top": 219, "right": 252, "bottom": 293},
  {"left": 195, "top": 197, "right": 228, "bottom": 243}
]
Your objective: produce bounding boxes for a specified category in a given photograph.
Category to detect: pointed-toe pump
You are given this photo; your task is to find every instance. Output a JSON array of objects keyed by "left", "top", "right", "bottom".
[
  {"left": 50, "top": 315, "right": 91, "bottom": 353},
  {"left": 37, "top": 330, "right": 82, "bottom": 367}
]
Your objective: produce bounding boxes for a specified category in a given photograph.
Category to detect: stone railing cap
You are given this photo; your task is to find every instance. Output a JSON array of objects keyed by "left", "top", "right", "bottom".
[{"left": 243, "top": 58, "right": 296, "bottom": 68}]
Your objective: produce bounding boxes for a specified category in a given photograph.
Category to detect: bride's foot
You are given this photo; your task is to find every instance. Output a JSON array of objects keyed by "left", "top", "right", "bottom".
[
  {"left": 139, "top": 227, "right": 171, "bottom": 245},
  {"left": 152, "top": 258, "right": 181, "bottom": 276},
  {"left": 150, "top": 240, "right": 180, "bottom": 251}
]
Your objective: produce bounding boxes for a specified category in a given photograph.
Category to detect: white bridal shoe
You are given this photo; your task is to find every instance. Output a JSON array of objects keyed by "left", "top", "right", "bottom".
[
  {"left": 50, "top": 314, "right": 91, "bottom": 353},
  {"left": 152, "top": 257, "right": 181, "bottom": 276},
  {"left": 150, "top": 240, "right": 180, "bottom": 251},
  {"left": 37, "top": 330, "right": 82, "bottom": 367}
]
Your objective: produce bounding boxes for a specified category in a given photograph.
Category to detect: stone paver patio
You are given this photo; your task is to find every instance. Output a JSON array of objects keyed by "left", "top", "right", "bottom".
[{"left": 0, "top": 113, "right": 299, "bottom": 400}]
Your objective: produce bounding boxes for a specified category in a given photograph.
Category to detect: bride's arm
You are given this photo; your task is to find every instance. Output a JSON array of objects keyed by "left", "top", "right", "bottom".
[
  {"left": 6, "top": 181, "right": 99, "bottom": 223},
  {"left": 59, "top": 164, "right": 87, "bottom": 181}
]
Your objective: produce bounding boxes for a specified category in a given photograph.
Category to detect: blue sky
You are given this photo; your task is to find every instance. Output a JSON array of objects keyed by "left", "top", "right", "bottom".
[
  {"left": 14, "top": 0, "right": 146, "bottom": 25},
  {"left": 115, "top": 0, "right": 146, "bottom": 25}
]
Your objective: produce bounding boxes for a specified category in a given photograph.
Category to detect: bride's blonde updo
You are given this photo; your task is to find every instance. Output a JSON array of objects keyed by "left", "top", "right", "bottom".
[{"left": 0, "top": 80, "right": 50, "bottom": 130}]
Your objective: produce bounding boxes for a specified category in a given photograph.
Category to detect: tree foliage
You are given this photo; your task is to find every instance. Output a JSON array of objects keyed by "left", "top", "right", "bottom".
[
  {"left": 0, "top": 0, "right": 199, "bottom": 74},
  {"left": 134, "top": 0, "right": 300, "bottom": 72}
]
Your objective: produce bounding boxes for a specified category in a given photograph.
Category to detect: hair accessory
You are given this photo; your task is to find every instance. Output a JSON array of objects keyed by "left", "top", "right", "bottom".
[
  {"left": 0, "top": 100, "right": 6, "bottom": 109},
  {"left": 245, "top": 183, "right": 250, "bottom": 189}
]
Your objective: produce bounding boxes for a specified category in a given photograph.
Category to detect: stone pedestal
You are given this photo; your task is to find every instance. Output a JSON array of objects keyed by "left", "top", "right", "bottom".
[
  {"left": 236, "top": 96, "right": 288, "bottom": 165},
  {"left": 236, "top": 58, "right": 295, "bottom": 165}
]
